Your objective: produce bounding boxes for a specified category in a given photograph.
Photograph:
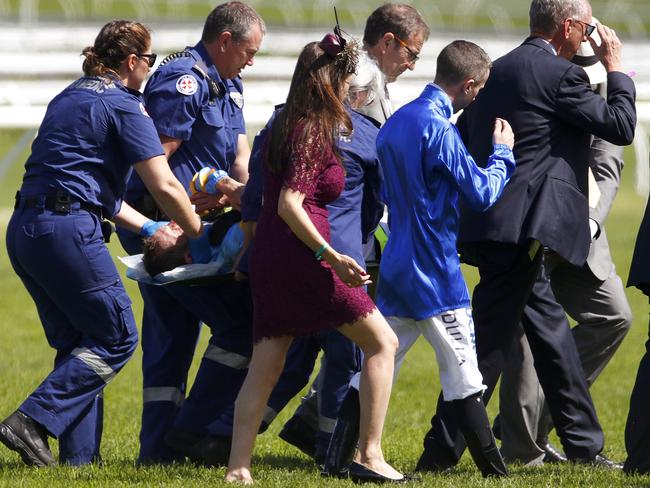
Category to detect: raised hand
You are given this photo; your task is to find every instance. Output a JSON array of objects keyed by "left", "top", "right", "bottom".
[
  {"left": 492, "top": 118, "right": 515, "bottom": 149},
  {"left": 590, "top": 22, "right": 622, "bottom": 73}
]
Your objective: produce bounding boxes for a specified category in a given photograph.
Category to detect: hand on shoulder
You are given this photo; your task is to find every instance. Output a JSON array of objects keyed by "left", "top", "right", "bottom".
[{"left": 492, "top": 118, "right": 515, "bottom": 149}]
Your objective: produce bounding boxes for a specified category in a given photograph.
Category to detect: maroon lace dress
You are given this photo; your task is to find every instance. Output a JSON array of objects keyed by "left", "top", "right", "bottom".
[{"left": 249, "top": 128, "right": 375, "bottom": 342}]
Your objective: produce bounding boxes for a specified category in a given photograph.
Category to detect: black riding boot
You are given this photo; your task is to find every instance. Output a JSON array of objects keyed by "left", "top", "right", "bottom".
[{"left": 454, "top": 392, "right": 509, "bottom": 477}]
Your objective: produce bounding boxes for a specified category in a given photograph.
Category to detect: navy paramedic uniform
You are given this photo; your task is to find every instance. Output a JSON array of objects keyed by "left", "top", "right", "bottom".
[
  {"left": 209, "top": 107, "right": 383, "bottom": 459},
  {"left": 116, "top": 41, "right": 250, "bottom": 464},
  {"left": 6, "top": 75, "right": 162, "bottom": 465}
]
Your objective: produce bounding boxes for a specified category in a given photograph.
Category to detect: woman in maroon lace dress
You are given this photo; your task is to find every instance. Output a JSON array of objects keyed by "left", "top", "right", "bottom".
[{"left": 225, "top": 36, "right": 403, "bottom": 484}]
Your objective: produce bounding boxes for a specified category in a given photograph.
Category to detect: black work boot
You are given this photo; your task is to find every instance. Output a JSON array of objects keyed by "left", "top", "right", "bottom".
[
  {"left": 0, "top": 411, "right": 56, "bottom": 467},
  {"left": 192, "top": 435, "right": 232, "bottom": 467},
  {"left": 454, "top": 393, "right": 508, "bottom": 477},
  {"left": 321, "top": 387, "right": 360, "bottom": 478},
  {"left": 278, "top": 387, "right": 319, "bottom": 458},
  {"left": 278, "top": 415, "right": 318, "bottom": 459},
  {"left": 165, "top": 428, "right": 232, "bottom": 467}
]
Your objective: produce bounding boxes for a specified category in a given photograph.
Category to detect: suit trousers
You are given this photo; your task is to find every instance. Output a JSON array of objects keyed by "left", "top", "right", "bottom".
[
  {"left": 422, "top": 242, "right": 603, "bottom": 463},
  {"left": 498, "top": 260, "right": 631, "bottom": 464},
  {"left": 624, "top": 306, "right": 650, "bottom": 474}
]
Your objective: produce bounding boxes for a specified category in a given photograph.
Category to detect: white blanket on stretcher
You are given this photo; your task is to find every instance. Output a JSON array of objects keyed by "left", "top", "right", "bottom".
[{"left": 118, "top": 254, "right": 224, "bottom": 286}]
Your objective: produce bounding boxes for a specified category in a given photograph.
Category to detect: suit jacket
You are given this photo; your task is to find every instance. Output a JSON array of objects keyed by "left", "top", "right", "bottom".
[
  {"left": 586, "top": 132, "right": 624, "bottom": 280},
  {"left": 628, "top": 167, "right": 650, "bottom": 291},
  {"left": 457, "top": 37, "right": 636, "bottom": 266}
]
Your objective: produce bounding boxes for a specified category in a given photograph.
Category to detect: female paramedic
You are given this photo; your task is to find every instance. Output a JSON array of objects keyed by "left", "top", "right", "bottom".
[{"left": 1, "top": 20, "right": 202, "bottom": 466}]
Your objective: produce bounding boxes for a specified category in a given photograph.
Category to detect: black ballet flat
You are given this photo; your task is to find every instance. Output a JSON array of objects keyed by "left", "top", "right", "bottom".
[{"left": 349, "top": 461, "right": 417, "bottom": 484}]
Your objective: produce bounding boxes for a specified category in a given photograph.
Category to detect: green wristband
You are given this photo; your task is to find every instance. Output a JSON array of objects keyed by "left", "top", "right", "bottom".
[{"left": 314, "top": 243, "right": 329, "bottom": 261}]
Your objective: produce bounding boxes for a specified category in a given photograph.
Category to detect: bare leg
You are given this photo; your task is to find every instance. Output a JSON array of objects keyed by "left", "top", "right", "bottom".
[
  {"left": 225, "top": 335, "right": 293, "bottom": 484},
  {"left": 338, "top": 308, "right": 402, "bottom": 480}
]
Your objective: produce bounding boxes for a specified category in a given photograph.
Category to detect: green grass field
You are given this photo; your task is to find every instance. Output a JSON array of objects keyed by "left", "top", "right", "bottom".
[
  {"left": 3, "top": 1, "right": 650, "bottom": 38},
  {"left": 0, "top": 129, "right": 649, "bottom": 486}
]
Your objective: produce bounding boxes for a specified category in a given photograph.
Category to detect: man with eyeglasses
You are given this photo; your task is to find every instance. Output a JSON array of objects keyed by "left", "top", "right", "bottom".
[
  {"left": 116, "top": 1, "right": 265, "bottom": 464},
  {"left": 493, "top": 18, "right": 632, "bottom": 467},
  {"left": 416, "top": 0, "right": 636, "bottom": 473},
  {"left": 359, "top": 3, "right": 430, "bottom": 125}
]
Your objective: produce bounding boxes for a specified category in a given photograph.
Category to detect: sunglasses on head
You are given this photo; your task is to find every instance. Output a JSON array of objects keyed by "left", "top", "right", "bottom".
[{"left": 137, "top": 53, "right": 157, "bottom": 68}]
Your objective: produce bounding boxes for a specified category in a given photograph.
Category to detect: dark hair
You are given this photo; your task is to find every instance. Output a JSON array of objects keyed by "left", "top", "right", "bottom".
[
  {"left": 529, "top": 0, "right": 589, "bottom": 36},
  {"left": 142, "top": 234, "right": 188, "bottom": 276},
  {"left": 81, "top": 20, "right": 151, "bottom": 77},
  {"left": 363, "top": 3, "right": 430, "bottom": 47},
  {"left": 266, "top": 41, "right": 353, "bottom": 174},
  {"left": 202, "top": 1, "right": 266, "bottom": 43},
  {"left": 435, "top": 40, "right": 492, "bottom": 86}
]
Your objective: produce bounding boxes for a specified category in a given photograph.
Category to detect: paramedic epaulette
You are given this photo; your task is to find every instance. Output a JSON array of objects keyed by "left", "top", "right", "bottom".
[
  {"left": 160, "top": 50, "right": 225, "bottom": 100},
  {"left": 158, "top": 50, "right": 193, "bottom": 67},
  {"left": 192, "top": 58, "right": 225, "bottom": 100}
]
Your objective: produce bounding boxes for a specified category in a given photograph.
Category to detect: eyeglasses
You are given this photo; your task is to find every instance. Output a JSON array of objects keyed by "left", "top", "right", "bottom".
[
  {"left": 393, "top": 34, "right": 420, "bottom": 63},
  {"left": 136, "top": 53, "right": 158, "bottom": 68},
  {"left": 572, "top": 19, "right": 596, "bottom": 37}
]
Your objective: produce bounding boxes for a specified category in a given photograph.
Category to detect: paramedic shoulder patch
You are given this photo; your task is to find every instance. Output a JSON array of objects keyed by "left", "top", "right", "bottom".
[{"left": 176, "top": 75, "right": 198, "bottom": 96}]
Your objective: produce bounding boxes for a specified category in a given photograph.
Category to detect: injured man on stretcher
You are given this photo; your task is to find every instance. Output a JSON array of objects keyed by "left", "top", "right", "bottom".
[
  {"left": 118, "top": 209, "right": 244, "bottom": 286},
  {"left": 120, "top": 166, "right": 245, "bottom": 285},
  {"left": 142, "top": 210, "right": 244, "bottom": 277}
]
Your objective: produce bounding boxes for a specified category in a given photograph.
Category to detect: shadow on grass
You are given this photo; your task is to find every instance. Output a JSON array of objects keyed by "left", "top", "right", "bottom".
[
  {"left": 0, "top": 460, "right": 37, "bottom": 470},
  {"left": 253, "top": 452, "right": 317, "bottom": 471},
  {"left": 621, "top": 476, "right": 650, "bottom": 487}
]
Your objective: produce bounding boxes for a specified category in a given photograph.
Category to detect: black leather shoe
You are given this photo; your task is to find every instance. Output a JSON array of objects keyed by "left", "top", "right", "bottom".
[
  {"left": 165, "top": 428, "right": 231, "bottom": 467},
  {"left": 278, "top": 415, "right": 317, "bottom": 459},
  {"left": 320, "top": 466, "right": 349, "bottom": 479},
  {"left": 574, "top": 453, "right": 623, "bottom": 470},
  {"left": 414, "top": 447, "right": 455, "bottom": 473},
  {"left": 538, "top": 441, "right": 567, "bottom": 463},
  {"left": 349, "top": 462, "right": 413, "bottom": 484},
  {"left": 0, "top": 411, "right": 56, "bottom": 467}
]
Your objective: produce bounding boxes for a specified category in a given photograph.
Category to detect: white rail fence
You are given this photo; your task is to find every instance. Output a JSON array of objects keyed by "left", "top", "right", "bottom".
[
  {"left": 1, "top": 25, "right": 649, "bottom": 194},
  {"left": 8, "top": 1, "right": 650, "bottom": 39}
]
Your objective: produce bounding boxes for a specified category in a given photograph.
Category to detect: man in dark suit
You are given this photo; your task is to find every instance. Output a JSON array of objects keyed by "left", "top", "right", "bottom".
[
  {"left": 624, "top": 186, "right": 650, "bottom": 475},
  {"left": 496, "top": 30, "right": 633, "bottom": 465},
  {"left": 415, "top": 0, "right": 636, "bottom": 471}
]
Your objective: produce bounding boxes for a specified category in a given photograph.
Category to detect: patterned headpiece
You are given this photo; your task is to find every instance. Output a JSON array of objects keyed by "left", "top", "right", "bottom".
[{"left": 314, "top": 7, "right": 360, "bottom": 75}]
